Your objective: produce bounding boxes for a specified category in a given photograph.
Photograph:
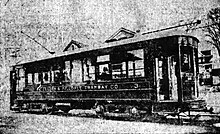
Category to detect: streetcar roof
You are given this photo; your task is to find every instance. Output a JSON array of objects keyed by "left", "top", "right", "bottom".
[{"left": 13, "top": 30, "right": 199, "bottom": 66}]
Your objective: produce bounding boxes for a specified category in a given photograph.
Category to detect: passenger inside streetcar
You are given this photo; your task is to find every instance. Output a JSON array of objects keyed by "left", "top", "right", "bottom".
[{"left": 100, "top": 67, "right": 111, "bottom": 80}]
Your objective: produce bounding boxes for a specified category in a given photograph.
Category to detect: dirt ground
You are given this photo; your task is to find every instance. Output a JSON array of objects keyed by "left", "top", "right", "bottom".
[{"left": 0, "top": 111, "right": 218, "bottom": 134}]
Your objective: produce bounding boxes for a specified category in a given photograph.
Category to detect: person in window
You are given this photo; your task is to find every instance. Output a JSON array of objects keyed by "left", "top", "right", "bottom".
[
  {"left": 54, "top": 72, "right": 61, "bottom": 84},
  {"left": 64, "top": 71, "right": 70, "bottom": 82},
  {"left": 44, "top": 73, "right": 48, "bottom": 82},
  {"left": 100, "top": 67, "right": 111, "bottom": 80}
]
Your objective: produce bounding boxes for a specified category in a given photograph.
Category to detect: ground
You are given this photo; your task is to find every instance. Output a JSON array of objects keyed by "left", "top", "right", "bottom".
[{"left": 0, "top": 111, "right": 218, "bottom": 134}]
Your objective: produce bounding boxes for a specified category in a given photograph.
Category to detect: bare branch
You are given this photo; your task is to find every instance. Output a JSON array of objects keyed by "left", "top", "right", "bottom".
[
  {"left": 205, "top": 7, "right": 220, "bottom": 55},
  {"left": 5, "top": 0, "right": 10, "bottom": 6}
]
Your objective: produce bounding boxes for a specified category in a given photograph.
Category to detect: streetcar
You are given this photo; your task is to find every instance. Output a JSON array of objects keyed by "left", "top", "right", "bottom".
[{"left": 10, "top": 29, "right": 203, "bottom": 116}]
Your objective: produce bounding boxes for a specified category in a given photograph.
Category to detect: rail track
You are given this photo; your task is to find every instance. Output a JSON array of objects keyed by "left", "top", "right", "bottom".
[{"left": 41, "top": 108, "right": 220, "bottom": 127}]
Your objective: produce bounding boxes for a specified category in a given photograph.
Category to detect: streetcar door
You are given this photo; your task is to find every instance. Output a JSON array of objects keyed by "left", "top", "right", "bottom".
[
  {"left": 156, "top": 56, "right": 178, "bottom": 101},
  {"left": 180, "top": 45, "right": 197, "bottom": 100}
]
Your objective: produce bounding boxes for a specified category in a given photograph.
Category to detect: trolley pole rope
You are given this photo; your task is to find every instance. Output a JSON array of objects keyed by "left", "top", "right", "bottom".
[{"left": 143, "top": 20, "right": 201, "bottom": 35}]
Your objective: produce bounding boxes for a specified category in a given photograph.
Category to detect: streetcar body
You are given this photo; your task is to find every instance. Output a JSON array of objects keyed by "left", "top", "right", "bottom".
[{"left": 10, "top": 31, "right": 201, "bottom": 114}]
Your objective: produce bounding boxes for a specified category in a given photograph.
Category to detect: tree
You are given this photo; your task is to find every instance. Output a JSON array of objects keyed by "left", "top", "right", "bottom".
[{"left": 205, "top": 7, "right": 220, "bottom": 56}]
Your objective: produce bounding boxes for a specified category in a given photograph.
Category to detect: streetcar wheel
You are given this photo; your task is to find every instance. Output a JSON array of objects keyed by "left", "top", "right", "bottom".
[
  {"left": 129, "top": 107, "right": 141, "bottom": 120},
  {"left": 42, "top": 108, "right": 49, "bottom": 114},
  {"left": 95, "top": 105, "right": 105, "bottom": 117}
]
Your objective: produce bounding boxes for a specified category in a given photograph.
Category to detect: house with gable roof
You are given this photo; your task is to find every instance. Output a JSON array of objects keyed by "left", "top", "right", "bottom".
[
  {"left": 105, "top": 27, "right": 136, "bottom": 43},
  {"left": 63, "top": 40, "right": 88, "bottom": 52}
]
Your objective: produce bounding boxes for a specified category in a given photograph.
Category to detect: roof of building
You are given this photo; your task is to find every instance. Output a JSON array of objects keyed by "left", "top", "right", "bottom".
[
  {"left": 105, "top": 27, "right": 136, "bottom": 43},
  {"left": 63, "top": 40, "right": 88, "bottom": 52}
]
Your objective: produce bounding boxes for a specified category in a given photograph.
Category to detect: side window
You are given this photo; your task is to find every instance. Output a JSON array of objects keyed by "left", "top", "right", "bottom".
[
  {"left": 97, "top": 55, "right": 111, "bottom": 81},
  {"left": 34, "top": 73, "right": 39, "bottom": 84},
  {"left": 17, "top": 68, "right": 25, "bottom": 91},
  {"left": 38, "top": 73, "right": 43, "bottom": 83},
  {"left": 112, "top": 62, "right": 126, "bottom": 79},
  {"left": 99, "top": 64, "right": 111, "bottom": 80},
  {"left": 71, "top": 60, "right": 83, "bottom": 83},
  {"left": 51, "top": 71, "right": 54, "bottom": 83},
  {"left": 27, "top": 73, "right": 33, "bottom": 85},
  {"left": 43, "top": 72, "right": 50, "bottom": 83},
  {"left": 83, "top": 58, "right": 96, "bottom": 82},
  {"left": 96, "top": 49, "right": 144, "bottom": 81},
  {"left": 111, "top": 49, "right": 144, "bottom": 79},
  {"left": 53, "top": 70, "right": 60, "bottom": 83},
  {"left": 128, "top": 49, "right": 144, "bottom": 77},
  {"left": 64, "top": 61, "right": 71, "bottom": 82}
]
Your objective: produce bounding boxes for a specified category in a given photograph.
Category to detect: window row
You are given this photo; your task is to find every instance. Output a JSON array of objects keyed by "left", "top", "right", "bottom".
[{"left": 17, "top": 49, "right": 145, "bottom": 88}]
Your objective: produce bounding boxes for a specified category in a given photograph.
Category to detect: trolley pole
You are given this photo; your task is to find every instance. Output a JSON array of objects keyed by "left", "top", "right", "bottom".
[{"left": 21, "top": 31, "right": 55, "bottom": 54}]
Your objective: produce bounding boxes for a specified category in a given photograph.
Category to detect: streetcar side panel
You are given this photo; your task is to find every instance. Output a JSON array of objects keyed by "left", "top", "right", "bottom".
[{"left": 10, "top": 35, "right": 200, "bottom": 113}]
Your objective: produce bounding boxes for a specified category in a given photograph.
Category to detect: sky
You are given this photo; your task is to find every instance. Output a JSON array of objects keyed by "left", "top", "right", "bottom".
[{"left": 0, "top": 0, "right": 219, "bottom": 60}]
